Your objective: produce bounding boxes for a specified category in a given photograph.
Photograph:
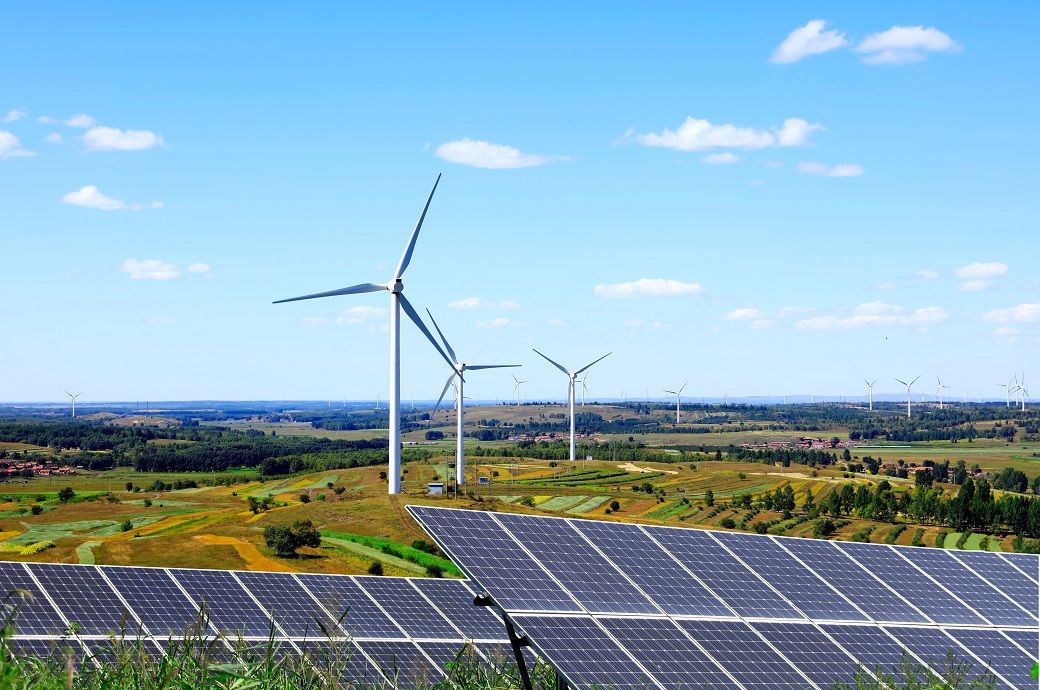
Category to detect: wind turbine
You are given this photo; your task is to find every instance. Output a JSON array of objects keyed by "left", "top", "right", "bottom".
[
  {"left": 662, "top": 382, "right": 687, "bottom": 424},
  {"left": 512, "top": 374, "right": 528, "bottom": 407},
  {"left": 578, "top": 375, "right": 589, "bottom": 406},
  {"left": 65, "top": 391, "right": 83, "bottom": 418},
  {"left": 999, "top": 377, "right": 1015, "bottom": 408},
  {"left": 273, "top": 175, "right": 454, "bottom": 495},
  {"left": 426, "top": 310, "right": 518, "bottom": 485},
  {"left": 935, "top": 376, "right": 949, "bottom": 410},
  {"left": 1015, "top": 374, "right": 1028, "bottom": 411},
  {"left": 864, "top": 379, "right": 877, "bottom": 411},
  {"left": 533, "top": 349, "right": 611, "bottom": 462},
  {"left": 894, "top": 376, "right": 920, "bottom": 418}
]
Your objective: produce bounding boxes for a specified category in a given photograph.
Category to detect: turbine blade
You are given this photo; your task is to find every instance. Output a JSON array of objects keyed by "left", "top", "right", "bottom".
[
  {"left": 273, "top": 282, "right": 386, "bottom": 304},
  {"left": 910, "top": 375, "right": 921, "bottom": 386},
  {"left": 663, "top": 389, "right": 677, "bottom": 395},
  {"left": 466, "top": 364, "right": 521, "bottom": 370},
  {"left": 425, "top": 308, "right": 457, "bottom": 363},
  {"left": 894, "top": 378, "right": 908, "bottom": 386},
  {"left": 434, "top": 373, "right": 456, "bottom": 412},
  {"left": 394, "top": 174, "right": 442, "bottom": 279},
  {"left": 533, "top": 349, "right": 569, "bottom": 376},
  {"left": 679, "top": 382, "right": 688, "bottom": 394},
  {"left": 574, "top": 352, "right": 611, "bottom": 376},
  {"left": 398, "top": 294, "right": 455, "bottom": 370}
]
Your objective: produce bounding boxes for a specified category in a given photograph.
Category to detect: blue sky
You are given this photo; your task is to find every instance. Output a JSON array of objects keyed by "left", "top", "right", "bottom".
[{"left": 2, "top": 4, "right": 1038, "bottom": 403}]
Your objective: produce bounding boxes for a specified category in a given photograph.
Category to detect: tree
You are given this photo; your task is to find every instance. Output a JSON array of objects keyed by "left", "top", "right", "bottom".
[
  {"left": 299, "top": 492, "right": 311, "bottom": 504},
  {"left": 125, "top": 481, "right": 134, "bottom": 492},
  {"left": 802, "top": 489, "right": 815, "bottom": 514},
  {"left": 264, "top": 520, "right": 322, "bottom": 558},
  {"left": 121, "top": 519, "right": 133, "bottom": 532},
  {"left": 57, "top": 487, "right": 75, "bottom": 503},
  {"left": 704, "top": 489, "right": 715, "bottom": 507},
  {"left": 368, "top": 561, "right": 384, "bottom": 575},
  {"left": 609, "top": 500, "right": 621, "bottom": 512}
]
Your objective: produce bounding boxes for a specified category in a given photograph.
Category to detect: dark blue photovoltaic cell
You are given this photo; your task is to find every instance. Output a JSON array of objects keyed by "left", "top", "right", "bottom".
[
  {"left": 676, "top": 619, "right": 812, "bottom": 689},
  {"left": 512, "top": 615, "right": 659, "bottom": 690},
  {"left": 8, "top": 638, "right": 85, "bottom": 664},
  {"left": 356, "top": 577, "right": 460, "bottom": 639},
  {"left": 650, "top": 527, "right": 802, "bottom": 620},
  {"left": 571, "top": 520, "right": 733, "bottom": 617},
  {"left": 419, "top": 641, "right": 482, "bottom": 672},
  {"left": 356, "top": 640, "right": 443, "bottom": 690},
  {"left": 234, "top": 571, "right": 340, "bottom": 638},
  {"left": 950, "top": 551, "right": 1040, "bottom": 614},
  {"left": 819, "top": 624, "right": 916, "bottom": 678},
  {"left": 1000, "top": 552, "right": 1040, "bottom": 581},
  {"left": 716, "top": 532, "right": 866, "bottom": 622},
  {"left": 598, "top": 617, "right": 741, "bottom": 690},
  {"left": 836, "top": 543, "right": 985, "bottom": 624},
  {"left": 1002, "top": 629, "right": 1038, "bottom": 656},
  {"left": 297, "top": 639, "right": 387, "bottom": 688},
  {"left": 408, "top": 506, "right": 579, "bottom": 613},
  {"left": 752, "top": 622, "right": 863, "bottom": 689},
  {"left": 411, "top": 579, "right": 506, "bottom": 640},
  {"left": 295, "top": 574, "right": 402, "bottom": 639},
  {"left": 778, "top": 538, "right": 927, "bottom": 623},
  {"left": 497, "top": 514, "right": 658, "bottom": 614},
  {"left": 105, "top": 567, "right": 212, "bottom": 638},
  {"left": 82, "top": 637, "right": 165, "bottom": 664},
  {"left": 884, "top": 628, "right": 995, "bottom": 687},
  {"left": 0, "top": 562, "right": 67, "bottom": 634},
  {"left": 898, "top": 548, "right": 1037, "bottom": 627},
  {"left": 31, "top": 564, "right": 143, "bottom": 636},
  {"left": 171, "top": 569, "right": 275, "bottom": 637},
  {"left": 947, "top": 628, "right": 1034, "bottom": 690}
]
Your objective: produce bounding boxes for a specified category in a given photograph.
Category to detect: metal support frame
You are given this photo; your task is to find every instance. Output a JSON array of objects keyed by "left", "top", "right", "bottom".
[{"left": 475, "top": 593, "right": 535, "bottom": 690}]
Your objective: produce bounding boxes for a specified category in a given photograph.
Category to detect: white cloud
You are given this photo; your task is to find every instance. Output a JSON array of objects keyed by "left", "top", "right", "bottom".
[
  {"left": 548, "top": 318, "right": 566, "bottom": 327},
  {"left": 435, "top": 139, "right": 565, "bottom": 169},
  {"left": 993, "top": 326, "right": 1019, "bottom": 343},
  {"left": 856, "top": 26, "right": 962, "bottom": 65},
  {"left": 624, "top": 319, "right": 672, "bottom": 331},
  {"left": 61, "top": 185, "right": 162, "bottom": 211},
  {"left": 725, "top": 307, "right": 765, "bottom": 321},
  {"left": 44, "top": 132, "right": 63, "bottom": 144},
  {"left": 771, "top": 20, "right": 848, "bottom": 64},
  {"left": 145, "top": 317, "right": 175, "bottom": 327},
  {"left": 449, "top": 297, "right": 483, "bottom": 310},
  {"left": 187, "top": 263, "right": 211, "bottom": 274},
  {"left": 0, "top": 131, "right": 34, "bottom": 158},
  {"left": 959, "top": 279, "right": 990, "bottom": 293},
  {"left": 636, "top": 117, "right": 821, "bottom": 152},
  {"left": 796, "top": 301, "right": 950, "bottom": 330},
  {"left": 337, "top": 305, "right": 386, "bottom": 325},
  {"left": 750, "top": 319, "right": 776, "bottom": 330},
  {"left": 476, "top": 317, "right": 511, "bottom": 329},
  {"left": 954, "top": 262, "right": 1007, "bottom": 280},
  {"left": 983, "top": 303, "right": 1040, "bottom": 323},
  {"left": 36, "top": 116, "right": 57, "bottom": 125},
  {"left": 121, "top": 259, "right": 181, "bottom": 281},
  {"left": 65, "top": 113, "right": 96, "bottom": 128},
  {"left": 702, "top": 152, "right": 740, "bottom": 165},
  {"left": 300, "top": 316, "right": 330, "bottom": 327},
  {"left": 594, "top": 278, "right": 706, "bottom": 298},
  {"left": 797, "top": 161, "right": 864, "bottom": 177},
  {"left": 448, "top": 297, "right": 519, "bottom": 310},
  {"left": 82, "top": 126, "right": 163, "bottom": 151},
  {"left": 2, "top": 109, "right": 26, "bottom": 123},
  {"left": 915, "top": 269, "right": 939, "bottom": 280},
  {"left": 775, "top": 306, "right": 816, "bottom": 319},
  {"left": 873, "top": 282, "right": 897, "bottom": 292}
]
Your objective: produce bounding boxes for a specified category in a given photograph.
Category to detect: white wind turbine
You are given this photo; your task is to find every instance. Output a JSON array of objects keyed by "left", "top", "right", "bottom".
[
  {"left": 864, "top": 379, "right": 877, "bottom": 411},
  {"left": 426, "top": 309, "right": 518, "bottom": 486},
  {"left": 1014, "top": 374, "right": 1028, "bottom": 411},
  {"left": 999, "top": 376, "right": 1016, "bottom": 408},
  {"left": 662, "top": 382, "right": 687, "bottom": 424},
  {"left": 512, "top": 374, "right": 528, "bottom": 407},
  {"left": 533, "top": 349, "right": 611, "bottom": 462},
  {"left": 274, "top": 175, "right": 454, "bottom": 495},
  {"left": 935, "top": 376, "right": 949, "bottom": 410},
  {"left": 894, "top": 375, "right": 920, "bottom": 418},
  {"left": 578, "top": 375, "right": 589, "bottom": 406},
  {"left": 65, "top": 391, "right": 83, "bottom": 418}
]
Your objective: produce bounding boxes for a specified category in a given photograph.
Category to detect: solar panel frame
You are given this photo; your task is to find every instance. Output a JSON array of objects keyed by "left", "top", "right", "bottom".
[
  {"left": 355, "top": 576, "right": 463, "bottom": 640},
  {"left": 0, "top": 562, "right": 69, "bottom": 635},
  {"left": 883, "top": 626, "right": 1008, "bottom": 689},
  {"left": 233, "top": 571, "right": 342, "bottom": 639},
  {"left": 819, "top": 623, "right": 921, "bottom": 679},
  {"left": 945, "top": 627, "right": 1035, "bottom": 690},
  {"left": 998, "top": 552, "right": 1040, "bottom": 582},
  {"left": 752, "top": 620, "right": 872, "bottom": 689},
  {"left": 103, "top": 566, "right": 217, "bottom": 638},
  {"left": 675, "top": 619, "right": 817, "bottom": 689},
  {"left": 295, "top": 638, "right": 389, "bottom": 688},
  {"left": 294, "top": 573, "right": 404, "bottom": 640},
  {"left": 356, "top": 640, "right": 443, "bottom": 690},
  {"left": 169, "top": 569, "right": 280, "bottom": 638},
  {"left": 29, "top": 564, "right": 145, "bottom": 637},
  {"left": 948, "top": 550, "right": 1040, "bottom": 614},
  {"left": 409, "top": 578, "right": 507, "bottom": 641}
]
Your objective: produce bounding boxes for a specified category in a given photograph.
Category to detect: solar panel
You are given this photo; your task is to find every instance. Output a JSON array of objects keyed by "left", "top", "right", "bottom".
[
  {"left": 820, "top": 623, "right": 920, "bottom": 678},
  {"left": 777, "top": 538, "right": 928, "bottom": 623},
  {"left": 170, "top": 569, "right": 276, "bottom": 637},
  {"left": 294, "top": 574, "right": 403, "bottom": 639},
  {"left": 411, "top": 578, "right": 506, "bottom": 640},
  {"left": 946, "top": 628, "right": 1035, "bottom": 690},
  {"left": 716, "top": 532, "right": 867, "bottom": 621},
  {"left": 6, "top": 637, "right": 85, "bottom": 663},
  {"left": 0, "top": 562, "right": 68, "bottom": 635},
  {"left": 1001, "top": 628, "right": 1038, "bottom": 656},
  {"left": 651, "top": 527, "right": 803, "bottom": 619},
  {"left": 511, "top": 615, "right": 660, "bottom": 690},
  {"left": 897, "top": 547, "right": 1038, "bottom": 627},
  {"left": 82, "top": 637, "right": 165, "bottom": 665},
  {"left": 949, "top": 550, "right": 1040, "bottom": 613},
  {"left": 675, "top": 619, "right": 815, "bottom": 689},
  {"left": 418, "top": 640, "right": 482, "bottom": 673},
  {"left": 104, "top": 566, "right": 213, "bottom": 638},
  {"left": 407, "top": 506, "right": 580, "bottom": 612},
  {"left": 751, "top": 621, "right": 866, "bottom": 689},
  {"left": 883, "top": 627, "right": 1003, "bottom": 688},
  {"left": 597, "top": 616, "right": 742, "bottom": 690},
  {"left": 234, "top": 571, "right": 340, "bottom": 638},
  {"left": 30, "top": 564, "right": 143, "bottom": 637},
  {"left": 356, "top": 640, "right": 443, "bottom": 690},
  {"left": 999, "top": 552, "right": 1040, "bottom": 581},
  {"left": 570, "top": 519, "right": 734, "bottom": 617},
  {"left": 296, "top": 638, "right": 388, "bottom": 687},
  {"left": 356, "top": 577, "right": 461, "bottom": 640},
  {"left": 496, "top": 513, "right": 659, "bottom": 615},
  {"left": 835, "top": 542, "right": 986, "bottom": 625}
]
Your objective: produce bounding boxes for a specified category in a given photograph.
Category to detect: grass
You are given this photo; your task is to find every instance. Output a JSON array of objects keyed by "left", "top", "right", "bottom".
[
  {"left": 319, "top": 531, "right": 461, "bottom": 576},
  {"left": 75, "top": 540, "right": 102, "bottom": 564}
]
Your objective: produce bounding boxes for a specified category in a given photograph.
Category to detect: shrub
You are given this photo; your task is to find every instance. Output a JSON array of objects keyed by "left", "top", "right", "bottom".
[
  {"left": 142, "top": 498, "right": 152, "bottom": 508},
  {"left": 426, "top": 563, "right": 444, "bottom": 578},
  {"left": 609, "top": 500, "right": 621, "bottom": 512},
  {"left": 910, "top": 528, "right": 925, "bottom": 547},
  {"left": 57, "top": 487, "right": 75, "bottom": 503},
  {"left": 935, "top": 530, "right": 949, "bottom": 548},
  {"left": 264, "top": 520, "right": 321, "bottom": 558},
  {"left": 299, "top": 493, "right": 311, "bottom": 504},
  {"left": 121, "top": 520, "right": 133, "bottom": 532},
  {"left": 718, "top": 517, "right": 736, "bottom": 529},
  {"left": 20, "top": 541, "right": 55, "bottom": 555},
  {"left": 885, "top": 525, "right": 906, "bottom": 545},
  {"left": 368, "top": 561, "right": 384, "bottom": 576},
  {"left": 955, "top": 531, "right": 970, "bottom": 549},
  {"left": 813, "top": 518, "right": 836, "bottom": 538},
  {"left": 30, "top": 505, "right": 43, "bottom": 516}
]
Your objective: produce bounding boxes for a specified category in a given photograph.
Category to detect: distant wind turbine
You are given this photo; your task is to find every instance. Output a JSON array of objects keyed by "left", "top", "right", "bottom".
[
  {"left": 662, "top": 382, "right": 688, "bottom": 424},
  {"left": 935, "top": 376, "right": 949, "bottom": 410},
  {"left": 864, "top": 379, "right": 877, "bottom": 411},
  {"left": 894, "top": 375, "right": 921, "bottom": 418},
  {"left": 999, "top": 378, "right": 1015, "bottom": 408},
  {"left": 273, "top": 175, "right": 453, "bottom": 495},
  {"left": 65, "top": 391, "right": 83, "bottom": 418},
  {"left": 579, "top": 375, "right": 589, "bottom": 406},
  {"left": 426, "top": 309, "right": 518, "bottom": 485},
  {"left": 533, "top": 349, "right": 610, "bottom": 462},
  {"left": 512, "top": 374, "right": 528, "bottom": 407}
]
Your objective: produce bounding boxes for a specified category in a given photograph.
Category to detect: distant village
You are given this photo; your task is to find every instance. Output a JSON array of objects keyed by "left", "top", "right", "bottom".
[{"left": 0, "top": 458, "right": 77, "bottom": 479}]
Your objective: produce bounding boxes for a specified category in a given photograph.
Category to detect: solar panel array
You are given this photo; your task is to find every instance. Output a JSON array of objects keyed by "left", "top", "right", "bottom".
[
  {"left": 408, "top": 506, "right": 1040, "bottom": 690},
  {"left": 0, "top": 562, "right": 520, "bottom": 689}
]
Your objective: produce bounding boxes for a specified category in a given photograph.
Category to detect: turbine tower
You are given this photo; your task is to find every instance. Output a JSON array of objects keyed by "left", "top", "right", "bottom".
[
  {"left": 935, "top": 376, "right": 949, "bottom": 410},
  {"left": 273, "top": 175, "right": 453, "bottom": 495},
  {"left": 662, "top": 382, "right": 687, "bottom": 424},
  {"left": 426, "top": 309, "right": 518, "bottom": 485},
  {"left": 864, "top": 379, "right": 877, "bottom": 411},
  {"left": 65, "top": 391, "right": 83, "bottom": 418},
  {"left": 578, "top": 376, "right": 589, "bottom": 406},
  {"left": 512, "top": 374, "right": 528, "bottom": 407},
  {"left": 894, "top": 376, "right": 920, "bottom": 418},
  {"left": 533, "top": 349, "right": 610, "bottom": 462}
]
